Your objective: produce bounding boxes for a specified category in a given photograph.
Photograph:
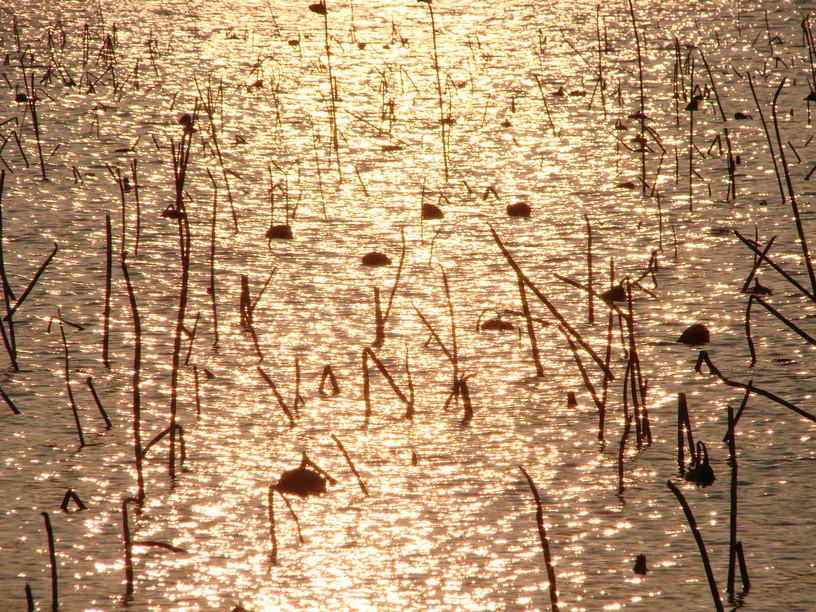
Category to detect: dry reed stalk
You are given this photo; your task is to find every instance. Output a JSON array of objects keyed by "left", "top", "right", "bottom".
[
  {"left": 740, "top": 235, "right": 775, "bottom": 292},
  {"left": 420, "top": 0, "right": 449, "bottom": 181},
  {"left": 0, "top": 170, "right": 17, "bottom": 371},
  {"left": 618, "top": 414, "right": 632, "bottom": 494},
  {"left": 318, "top": 364, "right": 340, "bottom": 396},
  {"left": 726, "top": 402, "right": 738, "bottom": 597},
  {"left": 695, "top": 351, "right": 816, "bottom": 422},
  {"left": 518, "top": 465, "right": 559, "bottom": 611},
  {"left": 747, "top": 73, "right": 786, "bottom": 204},
  {"left": 267, "top": 485, "right": 278, "bottom": 563},
  {"left": 666, "top": 480, "right": 724, "bottom": 612},
  {"left": 6, "top": 241, "right": 58, "bottom": 321},
  {"left": 206, "top": 169, "right": 219, "bottom": 347},
  {"left": 331, "top": 433, "right": 369, "bottom": 496},
  {"left": 746, "top": 295, "right": 816, "bottom": 367},
  {"left": 627, "top": 0, "right": 647, "bottom": 194},
  {"left": 257, "top": 366, "right": 296, "bottom": 427},
  {"left": 193, "top": 364, "right": 201, "bottom": 419},
  {"left": 102, "top": 213, "right": 112, "bottom": 368},
  {"left": 121, "top": 497, "right": 137, "bottom": 595},
  {"left": 41, "top": 511, "right": 58, "bottom": 611},
  {"left": 770, "top": 78, "right": 816, "bottom": 296},
  {"left": 0, "top": 385, "right": 20, "bottom": 414},
  {"left": 121, "top": 253, "right": 145, "bottom": 504},
  {"left": 85, "top": 377, "right": 112, "bottom": 430},
  {"left": 736, "top": 541, "right": 750, "bottom": 592},
  {"left": 517, "top": 274, "right": 544, "bottom": 377},
  {"left": 57, "top": 313, "right": 84, "bottom": 448},
  {"left": 677, "top": 393, "right": 696, "bottom": 472},
  {"left": 490, "top": 226, "right": 613, "bottom": 379},
  {"left": 585, "top": 214, "right": 594, "bottom": 323},
  {"left": 734, "top": 230, "right": 815, "bottom": 301},
  {"left": 698, "top": 49, "right": 736, "bottom": 201},
  {"left": 723, "top": 387, "right": 751, "bottom": 444}
]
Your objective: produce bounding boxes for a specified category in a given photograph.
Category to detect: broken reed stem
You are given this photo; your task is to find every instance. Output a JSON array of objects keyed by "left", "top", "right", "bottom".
[
  {"left": 58, "top": 313, "right": 85, "bottom": 449},
  {"left": 372, "top": 287, "right": 384, "bottom": 348},
  {"left": 723, "top": 387, "right": 751, "bottom": 444},
  {"left": 85, "top": 377, "right": 112, "bottom": 430},
  {"left": 331, "top": 433, "right": 369, "bottom": 496},
  {"left": 257, "top": 366, "right": 296, "bottom": 427},
  {"left": 362, "top": 348, "right": 371, "bottom": 424},
  {"left": 727, "top": 402, "right": 738, "bottom": 597},
  {"left": 267, "top": 486, "right": 278, "bottom": 563},
  {"left": 0, "top": 170, "right": 17, "bottom": 371},
  {"left": 747, "top": 295, "right": 816, "bottom": 367},
  {"left": 559, "top": 324, "right": 603, "bottom": 414},
  {"left": 130, "top": 158, "right": 141, "bottom": 254},
  {"left": 440, "top": 267, "right": 460, "bottom": 391},
  {"left": 424, "top": 1, "right": 449, "bottom": 182},
  {"left": 206, "top": 169, "right": 219, "bottom": 348},
  {"left": 695, "top": 350, "right": 816, "bottom": 422},
  {"left": 122, "top": 497, "right": 136, "bottom": 595},
  {"left": 0, "top": 385, "right": 20, "bottom": 414},
  {"left": 6, "top": 242, "right": 58, "bottom": 321},
  {"left": 121, "top": 253, "right": 145, "bottom": 505},
  {"left": 383, "top": 228, "right": 406, "bottom": 325},
  {"left": 770, "top": 77, "right": 816, "bottom": 296},
  {"left": 490, "top": 226, "right": 613, "bottom": 380},
  {"left": 677, "top": 392, "right": 696, "bottom": 472},
  {"left": 736, "top": 541, "right": 750, "bottom": 592},
  {"left": 517, "top": 273, "right": 544, "bottom": 377},
  {"left": 28, "top": 73, "right": 47, "bottom": 181},
  {"left": 734, "top": 230, "right": 815, "bottom": 301},
  {"left": 740, "top": 236, "right": 776, "bottom": 292},
  {"left": 698, "top": 49, "right": 736, "bottom": 200},
  {"left": 518, "top": 465, "right": 559, "bottom": 611},
  {"left": 193, "top": 364, "right": 201, "bottom": 419},
  {"left": 747, "top": 72, "right": 786, "bottom": 204},
  {"left": 42, "top": 511, "right": 58, "bottom": 612},
  {"left": 627, "top": 0, "right": 647, "bottom": 195},
  {"left": 318, "top": 364, "right": 340, "bottom": 396},
  {"left": 618, "top": 414, "right": 632, "bottom": 494},
  {"left": 25, "top": 583, "right": 33, "bottom": 611},
  {"left": 666, "top": 480, "right": 725, "bottom": 612},
  {"left": 585, "top": 214, "right": 594, "bottom": 323},
  {"left": 102, "top": 214, "right": 112, "bottom": 368}
]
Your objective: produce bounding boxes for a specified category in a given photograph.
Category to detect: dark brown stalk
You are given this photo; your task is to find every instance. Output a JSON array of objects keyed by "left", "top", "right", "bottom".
[
  {"left": 206, "top": 169, "right": 219, "bottom": 348},
  {"left": 740, "top": 236, "right": 776, "bottom": 292},
  {"left": 5, "top": 242, "right": 58, "bottom": 321},
  {"left": 42, "top": 511, "right": 58, "bottom": 611},
  {"left": 699, "top": 49, "right": 736, "bottom": 201},
  {"left": 58, "top": 313, "right": 84, "bottom": 448},
  {"left": 372, "top": 287, "right": 385, "bottom": 348},
  {"left": 490, "top": 226, "right": 613, "bottom": 380},
  {"left": 734, "top": 230, "right": 815, "bottom": 301},
  {"left": 723, "top": 387, "right": 751, "bottom": 444},
  {"left": 517, "top": 274, "right": 544, "bottom": 377},
  {"left": 771, "top": 78, "right": 816, "bottom": 296},
  {"left": 122, "top": 497, "right": 136, "bottom": 594},
  {"left": 559, "top": 325, "right": 603, "bottom": 413},
  {"left": 121, "top": 253, "right": 145, "bottom": 505},
  {"left": 736, "top": 541, "right": 750, "bottom": 592},
  {"left": 666, "top": 480, "right": 725, "bottom": 612},
  {"left": 25, "top": 583, "right": 33, "bottom": 611},
  {"left": 0, "top": 170, "right": 17, "bottom": 371},
  {"left": 618, "top": 414, "right": 632, "bottom": 494},
  {"left": 85, "top": 377, "right": 112, "bottom": 430},
  {"left": 362, "top": 348, "right": 372, "bottom": 424},
  {"left": 193, "top": 365, "right": 201, "bottom": 419},
  {"left": 727, "top": 402, "right": 738, "bottom": 597},
  {"left": 318, "top": 365, "right": 340, "bottom": 397},
  {"left": 27, "top": 74, "right": 47, "bottom": 180},
  {"left": 129, "top": 158, "right": 141, "bottom": 254},
  {"left": 695, "top": 350, "right": 816, "bottom": 422},
  {"left": 585, "top": 214, "right": 594, "bottom": 323},
  {"left": 257, "top": 366, "right": 295, "bottom": 427},
  {"left": 746, "top": 295, "right": 816, "bottom": 368},
  {"left": 518, "top": 466, "right": 559, "bottom": 611},
  {"left": 677, "top": 393, "right": 696, "bottom": 472},
  {"left": 627, "top": 0, "right": 647, "bottom": 194},
  {"left": 747, "top": 73, "right": 785, "bottom": 203},
  {"left": 102, "top": 214, "right": 112, "bottom": 368},
  {"left": 267, "top": 486, "right": 278, "bottom": 563},
  {"left": 167, "top": 129, "right": 193, "bottom": 478},
  {"left": 331, "top": 434, "right": 369, "bottom": 496},
  {"left": 0, "top": 385, "right": 20, "bottom": 414},
  {"left": 422, "top": 0, "right": 449, "bottom": 181}
]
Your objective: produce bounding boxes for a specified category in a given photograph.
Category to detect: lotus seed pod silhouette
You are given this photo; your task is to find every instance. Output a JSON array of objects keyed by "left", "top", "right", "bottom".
[
  {"left": 362, "top": 252, "right": 391, "bottom": 266},
  {"left": 274, "top": 466, "right": 327, "bottom": 498},
  {"left": 677, "top": 323, "right": 710, "bottom": 346},
  {"left": 506, "top": 202, "right": 531, "bottom": 217},
  {"left": 421, "top": 203, "right": 444, "bottom": 220},
  {"left": 266, "top": 224, "right": 293, "bottom": 240}
]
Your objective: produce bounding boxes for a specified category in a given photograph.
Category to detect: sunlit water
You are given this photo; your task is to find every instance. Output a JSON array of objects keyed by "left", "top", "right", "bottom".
[{"left": 2, "top": 0, "right": 816, "bottom": 609}]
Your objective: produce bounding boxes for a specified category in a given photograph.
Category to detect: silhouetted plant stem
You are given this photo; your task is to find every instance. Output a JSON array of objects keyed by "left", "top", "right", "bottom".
[
  {"left": 627, "top": 0, "right": 647, "bottom": 194},
  {"left": 86, "top": 377, "right": 112, "bottom": 430},
  {"left": 771, "top": 77, "right": 816, "bottom": 296},
  {"left": 518, "top": 465, "right": 559, "bottom": 611},
  {"left": 421, "top": 0, "right": 450, "bottom": 182},
  {"left": 41, "top": 511, "right": 58, "bottom": 611},
  {"left": 517, "top": 274, "right": 544, "bottom": 377},
  {"left": 331, "top": 434, "right": 369, "bottom": 496},
  {"left": 666, "top": 480, "right": 724, "bottom": 612},
  {"left": 747, "top": 72, "right": 786, "bottom": 204},
  {"left": 121, "top": 253, "right": 145, "bottom": 505},
  {"left": 102, "top": 213, "right": 112, "bottom": 368},
  {"left": 726, "top": 402, "right": 738, "bottom": 597},
  {"left": 58, "top": 312, "right": 84, "bottom": 449}
]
